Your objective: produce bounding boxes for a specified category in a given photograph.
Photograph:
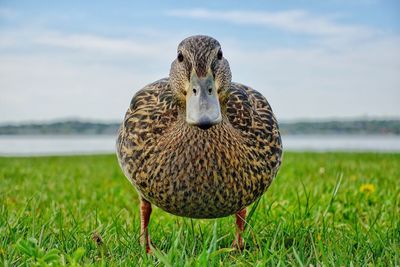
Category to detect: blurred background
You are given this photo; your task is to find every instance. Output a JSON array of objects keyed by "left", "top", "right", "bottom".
[{"left": 0, "top": 0, "right": 399, "bottom": 155}]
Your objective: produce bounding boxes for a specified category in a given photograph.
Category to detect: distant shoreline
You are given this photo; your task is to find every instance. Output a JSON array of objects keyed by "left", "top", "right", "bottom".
[{"left": 0, "top": 119, "right": 399, "bottom": 135}]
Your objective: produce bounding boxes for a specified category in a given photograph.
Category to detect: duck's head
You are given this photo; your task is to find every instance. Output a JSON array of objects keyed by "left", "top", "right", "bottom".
[{"left": 169, "top": 35, "right": 232, "bottom": 130}]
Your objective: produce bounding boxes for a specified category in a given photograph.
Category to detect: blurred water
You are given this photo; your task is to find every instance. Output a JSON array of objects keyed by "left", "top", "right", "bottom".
[
  {"left": 281, "top": 135, "right": 400, "bottom": 152},
  {"left": 0, "top": 135, "right": 115, "bottom": 156},
  {"left": 0, "top": 135, "right": 399, "bottom": 156}
]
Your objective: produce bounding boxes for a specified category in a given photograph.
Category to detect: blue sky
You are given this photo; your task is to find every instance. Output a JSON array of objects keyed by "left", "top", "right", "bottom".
[{"left": 0, "top": 0, "right": 399, "bottom": 123}]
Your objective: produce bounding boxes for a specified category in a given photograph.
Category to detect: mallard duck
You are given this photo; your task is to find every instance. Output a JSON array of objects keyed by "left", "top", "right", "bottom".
[{"left": 116, "top": 35, "right": 282, "bottom": 253}]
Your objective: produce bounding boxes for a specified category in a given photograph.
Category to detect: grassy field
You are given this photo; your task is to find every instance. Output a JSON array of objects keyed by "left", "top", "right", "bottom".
[{"left": 0, "top": 152, "right": 399, "bottom": 266}]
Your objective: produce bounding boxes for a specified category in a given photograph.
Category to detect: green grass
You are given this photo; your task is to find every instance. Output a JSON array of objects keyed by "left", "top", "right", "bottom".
[{"left": 0, "top": 152, "right": 399, "bottom": 266}]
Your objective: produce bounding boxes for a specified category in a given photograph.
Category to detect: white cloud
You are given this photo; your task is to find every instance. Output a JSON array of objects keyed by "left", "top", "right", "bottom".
[
  {"left": 0, "top": 29, "right": 177, "bottom": 60},
  {"left": 0, "top": 53, "right": 166, "bottom": 123},
  {"left": 0, "top": 30, "right": 177, "bottom": 123},
  {"left": 0, "top": 11, "right": 399, "bottom": 122},
  {"left": 34, "top": 33, "right": 175, "bottom": 58},
  {"left": 167, "top": 8, "right": 375, "bottom": 39},
  {"left": 223, "top": 36, "right": 400, "bottom": 120}
]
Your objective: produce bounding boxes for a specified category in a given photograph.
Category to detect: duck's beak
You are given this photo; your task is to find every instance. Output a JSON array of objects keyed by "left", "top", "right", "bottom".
[{"left": 186, "top": 71, "right": 222, "bottom": 130}]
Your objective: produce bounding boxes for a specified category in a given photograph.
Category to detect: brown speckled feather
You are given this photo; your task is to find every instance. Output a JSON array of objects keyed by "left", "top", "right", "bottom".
[{"left": 117, "top": 78, "right": 282, "bottom": 218}]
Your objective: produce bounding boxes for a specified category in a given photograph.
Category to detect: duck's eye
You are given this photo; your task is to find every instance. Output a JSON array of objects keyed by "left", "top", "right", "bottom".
[
  {"left": 177, "top": 51, "right": 184, "bottom": 62},
  {"left": 217, "top": 49, "right": 223, "bottom": 60}
]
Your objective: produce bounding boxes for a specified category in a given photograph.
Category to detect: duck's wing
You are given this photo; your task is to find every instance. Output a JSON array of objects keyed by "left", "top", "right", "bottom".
[
  {"left": 226, "top": 82, "right": 283, "bottom": 174},
  {"left": 116, "top": 78, "right": 178, "bottom": 175}
]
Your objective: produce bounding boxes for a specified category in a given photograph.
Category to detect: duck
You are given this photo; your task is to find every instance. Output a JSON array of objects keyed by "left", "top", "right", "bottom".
[{"left": 116, "top": 35, "right": 282, "bottom": 253}]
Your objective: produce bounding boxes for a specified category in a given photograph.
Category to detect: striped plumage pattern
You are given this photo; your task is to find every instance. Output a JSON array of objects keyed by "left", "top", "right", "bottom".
[{"left": 116, "top": 77, "right": 282, "bottom": 218}]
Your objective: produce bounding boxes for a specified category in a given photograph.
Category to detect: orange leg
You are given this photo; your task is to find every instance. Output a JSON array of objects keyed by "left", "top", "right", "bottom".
[
  {"left": 140, "top": 198, "right": 152, "bottom": 253},
  {"left": 232, "top": 208, "right": 247, "bottom": 250}
]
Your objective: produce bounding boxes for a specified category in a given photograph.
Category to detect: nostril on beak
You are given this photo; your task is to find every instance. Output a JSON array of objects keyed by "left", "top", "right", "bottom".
[
  {"left": 208, "top": 88, "right": 212, "bottom": 94},
  {"left": 193, "top": 88, "right": 197, "bottom": 95}
]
